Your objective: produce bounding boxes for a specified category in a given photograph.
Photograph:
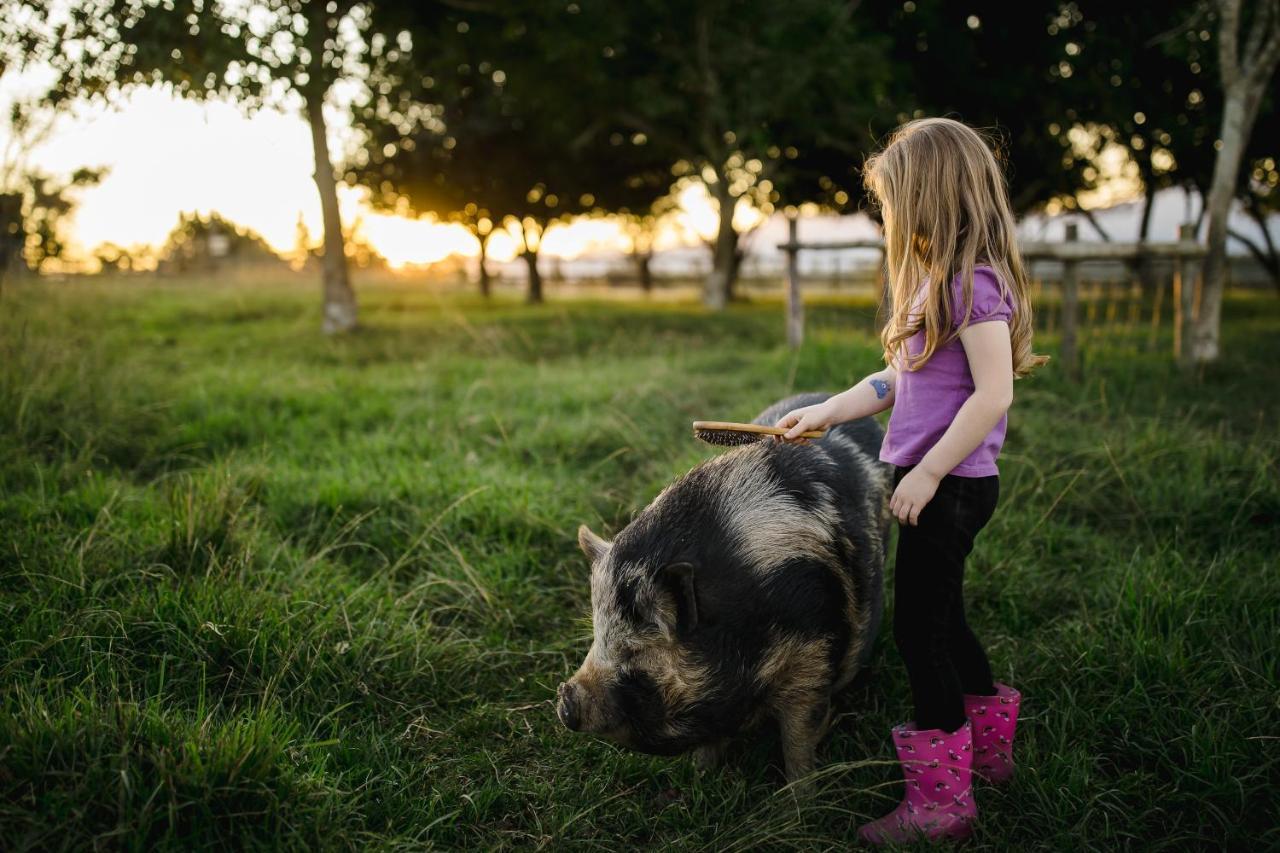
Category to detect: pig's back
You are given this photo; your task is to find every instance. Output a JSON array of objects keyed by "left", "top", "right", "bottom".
[{"left": 753, "top": 393, "right": 891, "bottom": 685}]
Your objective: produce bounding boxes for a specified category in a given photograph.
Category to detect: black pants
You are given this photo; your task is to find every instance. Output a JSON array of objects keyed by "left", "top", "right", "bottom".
[{"left": 892, "top": 464, "right": 1000, "bottom": 733}]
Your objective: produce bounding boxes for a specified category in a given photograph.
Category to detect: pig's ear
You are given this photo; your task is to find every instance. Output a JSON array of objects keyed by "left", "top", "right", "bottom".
[
  {"left": 577, "top": 524, "right": 611, "bottom": 563},
  {"left": 656, "top": 562, "right": 698, "bottom": 638}
]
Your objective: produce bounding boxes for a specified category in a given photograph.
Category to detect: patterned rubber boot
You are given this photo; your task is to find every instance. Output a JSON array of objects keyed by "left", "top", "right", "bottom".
[
  {"left": 964, "top": 683, "right": 1021, "bottom": 785},
  {"left": 856, "top": 719, "right": 976, "bottom": 845}
]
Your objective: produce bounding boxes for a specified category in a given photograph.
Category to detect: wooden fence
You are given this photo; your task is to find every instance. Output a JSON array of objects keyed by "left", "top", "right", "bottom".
[{"left": 779, "top": 218, "right": 1207, "bottom": 377}]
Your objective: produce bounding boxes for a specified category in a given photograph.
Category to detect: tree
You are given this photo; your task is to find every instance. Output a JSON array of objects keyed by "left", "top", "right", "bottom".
[
  {"left": 23, "top": 167, "right": 106, "bottom": 270},
  {"left": 0, "top": 192, "right": 22, "bottom": 280},
  {"left": 1191, "top": 0, "right": 1280, "bottom": 363},
  {"left": 1231, "top": 131, "right": 1279, "bottom": 291},
  {"left": 562, "top": 117, "right": 679, "bottom": 294},
  {"left": 158, "top": 210, "right": 282, "bottom": 272},
  {"left": 1221, "top": 39, "right": 1280, "bottom": 291},
  {"left": 355, "top": 1, "right": 677, "bottom": 303},
  {"left": 355, "top": 57, "right": 583, "bottom": 303},
  {"left": 615, "top": 193, "right": 679, "bottom": 293},
  {"left": 1061, "top": 6, "right": 1215, "bottom": 219},
  {"left": 16, "top": 0, "right": 410, "bottom": 333},
  {"left": 1042, "top": 3, "right": 1220, "bottom": 296},
  {"left": 0, "top": 94, "right": 106, "bottom": 277},
  {"left": 93, "top": 241, "right": 137, "bottom": 272},
  {"left": 865, "top": 2, "right": 1097, "bottom": 216},
  {"left": 1234, "top": 187, "right": 1280, "bottom": 290},
  {"left": 290, "top": 212, "right": 317, "bottom": 271},
  {"left": 578, "top": 1, "right": 892, "bottom": 309},
  {"left": 345, "top": 3, "right": 498, "bottom": 294}
]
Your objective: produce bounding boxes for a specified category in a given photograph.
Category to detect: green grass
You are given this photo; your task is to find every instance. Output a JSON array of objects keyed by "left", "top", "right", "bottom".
[{"left": 1, "top": 273, "right": 1277, "bottom": 850}]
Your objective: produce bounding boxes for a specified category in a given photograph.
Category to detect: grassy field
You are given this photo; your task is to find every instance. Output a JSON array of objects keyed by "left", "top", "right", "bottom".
[{"left": 1, "top": 273, "right": 1277, "bottom": 850}]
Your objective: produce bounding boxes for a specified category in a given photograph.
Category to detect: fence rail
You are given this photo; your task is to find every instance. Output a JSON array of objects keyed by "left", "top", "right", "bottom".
[{"left": 779, "top": 220, "right": 1207, "bottom": 377}]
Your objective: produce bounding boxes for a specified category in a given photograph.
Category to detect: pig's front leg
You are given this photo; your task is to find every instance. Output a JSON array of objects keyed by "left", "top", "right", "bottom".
[
  {"left": 775, "top": 692, "right": 832, "bottom": 792},
  {"left": 692, "top": 738, "right": 729, "bottom": 773}
]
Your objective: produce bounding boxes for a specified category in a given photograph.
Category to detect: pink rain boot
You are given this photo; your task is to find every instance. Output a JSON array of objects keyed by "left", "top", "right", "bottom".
[
  {"left": 857, "top": 719, "right": 975, "bottom": 845},
  {"left": 964, "top": 683, "right": 1021, "bottom": 785}
]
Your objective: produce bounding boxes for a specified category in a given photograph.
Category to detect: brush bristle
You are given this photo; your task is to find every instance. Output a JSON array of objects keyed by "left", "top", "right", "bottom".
[{"left": 693, "top": 427, "right": 767, "bottom": 447}]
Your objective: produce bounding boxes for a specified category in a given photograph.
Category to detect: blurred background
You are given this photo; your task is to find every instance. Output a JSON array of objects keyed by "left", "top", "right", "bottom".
[
  {"left": 2, "top": 2, "right": 1278, "bottom": 850},
  {"left": 3, "top": 2, "right": 1277, "bottom": 328}
]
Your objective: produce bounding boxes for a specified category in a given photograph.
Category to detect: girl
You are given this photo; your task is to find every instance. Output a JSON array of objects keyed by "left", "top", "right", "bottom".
[{"left": 775, "top": 118, "right": 1045, "bottom": 844}]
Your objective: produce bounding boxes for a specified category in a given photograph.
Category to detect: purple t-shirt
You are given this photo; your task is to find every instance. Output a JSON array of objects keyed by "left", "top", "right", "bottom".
[{"left": 879, "top": 265, "right": 1014, "bottom": 477}]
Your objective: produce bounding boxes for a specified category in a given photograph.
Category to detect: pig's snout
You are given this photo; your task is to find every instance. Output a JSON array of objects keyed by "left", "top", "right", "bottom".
[
  {"left": 558, "top": 651, "right": 627, "bottom": 739},
  {"left": 556, "top": 681, "right": 582, "bottom": 731}
]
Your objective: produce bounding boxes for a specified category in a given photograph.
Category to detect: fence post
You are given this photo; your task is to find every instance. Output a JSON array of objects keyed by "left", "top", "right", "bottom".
[
  {"left": 785, "top": 213, "right": 803, "bottom": 350},
  {"left": 1060, "top": 223, "right": 1080, "bottom": 379},
  {"left": 1174, "top": 223, "right": 1196, "bottom": 366},
  {"left": 1148, "top": 262, "right": 1166, "bottom": 350}
]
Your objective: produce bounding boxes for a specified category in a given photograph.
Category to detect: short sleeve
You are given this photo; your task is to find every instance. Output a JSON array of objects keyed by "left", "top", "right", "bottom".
[{"left": 951, "top": 267, "right": 1013, "bottom": 328}]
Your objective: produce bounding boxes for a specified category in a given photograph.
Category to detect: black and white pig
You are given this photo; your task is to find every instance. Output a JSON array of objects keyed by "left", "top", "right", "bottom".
[{"left": 556, "top": 393, "right": 892, "bottom": 785}]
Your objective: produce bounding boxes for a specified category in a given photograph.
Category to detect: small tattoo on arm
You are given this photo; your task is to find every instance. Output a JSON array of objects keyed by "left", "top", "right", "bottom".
[{"left": 870, "top": 378, "right": 890, "bottom": 399}]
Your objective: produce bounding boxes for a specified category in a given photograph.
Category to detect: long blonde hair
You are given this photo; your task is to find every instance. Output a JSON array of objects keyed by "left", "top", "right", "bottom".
[{"left": 864, "top": 118, "right": 1047, "bottom": 377}]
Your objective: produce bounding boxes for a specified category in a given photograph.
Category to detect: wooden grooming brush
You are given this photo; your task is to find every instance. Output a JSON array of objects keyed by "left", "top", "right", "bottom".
[{"left": 692, "top": 420, "right": 827, "bottom": 447}]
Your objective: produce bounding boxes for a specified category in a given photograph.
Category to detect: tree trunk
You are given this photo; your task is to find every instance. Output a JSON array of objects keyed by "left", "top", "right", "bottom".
[
  {"left": 1191, "top": 91, "right": 1253, "bottom": 364},
  {"left": 0, "top": 192, "right": 24, "bottom": 291},
  {"left": 635, "top": 250, "right": 653, "bottom": 292},
  {"left": 1192, "top": 183, "right": 1209, "bottom": 231},
  {"left": 704, "top": 172, "right": 738, "bottom": 311},
  {"left": 1192, "top": 3, "right": 1280, "bottom": 363},
  {"left": 305, "top": 91, "right": 357, "bottom": 334},
  {"left": 785, "top": 215, "right": 803, "bottom": 349},
  {"left": 523, "top": 250, "right": 543, "bottom": 303},
  {"left": 1136, "top": 188, "right": 1158, "bottom": 303},
  {"left": 1080, "top": 207, "right": 1112, "bottom": 242},
  {"left": 727, "top": 244, "right": 744, "bottom": 301},
  {"left": 477, "top": 230, "right": 492, "bottom": 298}
]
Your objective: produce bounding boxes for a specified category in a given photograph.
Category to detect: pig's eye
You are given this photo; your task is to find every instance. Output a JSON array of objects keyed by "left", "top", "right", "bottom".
[{"left": 601, "top": 642, "right": 635, "bottom": 669}]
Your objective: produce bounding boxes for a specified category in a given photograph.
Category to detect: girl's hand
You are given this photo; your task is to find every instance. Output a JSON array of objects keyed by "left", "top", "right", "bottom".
[
  {"left": 890, "top": 467, "right": 941, "bottom": 526},
  {"left": 774, "top": 402, "right": 836, "bottom": 442}
]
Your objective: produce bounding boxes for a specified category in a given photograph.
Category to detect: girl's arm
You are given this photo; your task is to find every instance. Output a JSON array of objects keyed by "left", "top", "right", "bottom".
[
  {"left": 775, "top": 366, "right": 898, "bottom": 440},
  {"left": 890, "top": 321, "right": 1013, "bottom": 524}
]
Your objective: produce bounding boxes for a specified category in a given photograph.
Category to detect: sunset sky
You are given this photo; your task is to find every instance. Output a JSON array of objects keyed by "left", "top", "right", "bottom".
[{"left": 2, "top": 70, "right": 759, "bottom": 271}]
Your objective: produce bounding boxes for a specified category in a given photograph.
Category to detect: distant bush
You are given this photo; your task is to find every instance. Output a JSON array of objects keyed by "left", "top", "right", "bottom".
[{"left": 158, "top": 212, "right": 284, "bottom": 274}]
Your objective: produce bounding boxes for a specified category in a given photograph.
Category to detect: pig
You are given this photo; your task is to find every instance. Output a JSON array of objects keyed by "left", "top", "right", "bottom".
[{"left": 556, "top": 393, "right": 892, "bottom": 786}]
